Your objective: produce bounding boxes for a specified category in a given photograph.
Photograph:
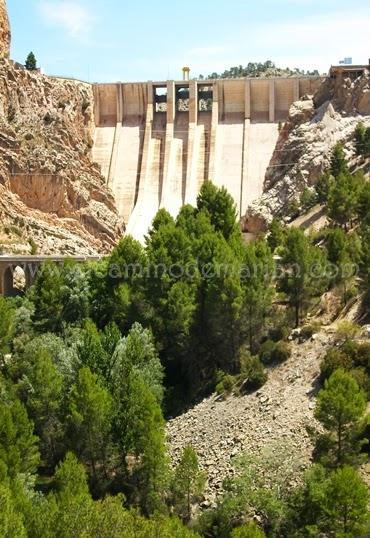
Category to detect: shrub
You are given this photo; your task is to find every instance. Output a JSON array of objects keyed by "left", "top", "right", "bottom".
[
  {"left": 29, "top": 238, "right": 38, "bottom": 255},
  {"left": 239, "top": 355, "right": 267, "bottom": 392},
  {"left": 300, "top": 187, "right": 317, "bottom": 212},
  {"left": 320, "top": 348, "right": 353, "bottom": 380},
  {"left": 300, "top": 323, "right": 321, "bottom": 340},
  {"left": 271, "top": 341, "right": 292, "bottom": 363},
  {"left": 335, "top": 320, "right": 361, "bottom": 343},
  {"left": 267, "top": 324, "right": 290, "bottom": 342},
  {"left": 354, "top": 343, "right": 370, "bottom": 370},
  {"left": 259, "top": 339, "right": 275, "bottom": 364},
  {"left": 215, "top": 371, "right": 235, "bottom": 397}
]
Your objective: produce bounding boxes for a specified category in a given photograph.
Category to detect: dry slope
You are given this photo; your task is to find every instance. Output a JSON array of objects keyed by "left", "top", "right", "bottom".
[{"left": 167, "top": 331, "right": 333, "bottom": 503}]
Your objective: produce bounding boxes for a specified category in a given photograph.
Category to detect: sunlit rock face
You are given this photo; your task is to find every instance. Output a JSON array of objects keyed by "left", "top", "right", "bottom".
[{"left": 0, "top": 0, "right": 11, "bottom": 58}]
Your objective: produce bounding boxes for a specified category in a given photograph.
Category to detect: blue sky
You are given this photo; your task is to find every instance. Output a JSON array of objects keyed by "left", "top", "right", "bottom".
[{"left": 7, "top": 0, "right": 370, "bottom": 82}]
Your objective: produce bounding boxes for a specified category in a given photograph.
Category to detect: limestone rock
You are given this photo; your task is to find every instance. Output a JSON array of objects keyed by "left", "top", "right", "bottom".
[
  {"left": 243, "top": 70, "right": 370, "bottom": 233},
  {"left": 0, "top": 0, "right": 10, "bottom": 58},
  {"left": 0, "top": 58, "right": 123, "bottom": 255}
]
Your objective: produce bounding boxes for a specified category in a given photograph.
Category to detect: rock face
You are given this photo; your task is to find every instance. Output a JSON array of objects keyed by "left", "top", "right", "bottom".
[
  {"left": 243, "top": 70, "right": 370, "bottom": 233},
  {"left": 0, "top": 57, "right": 123, "bottom": 255},
  {"left": 167, "top": 332, "right": 332, "bottom": 503},
  {"left": 0, "top": 0, "right": 10, "bottom": 57}
]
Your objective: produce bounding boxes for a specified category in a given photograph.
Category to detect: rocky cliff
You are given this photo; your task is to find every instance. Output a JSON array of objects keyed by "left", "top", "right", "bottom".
[
  {"left": 0, "top": 0, "right": 122, "bottom": 255},
  {"left": 243, "top": 69, "right": 370, "bottom": 233},
  {"left": 0, "top": 0, "right": 10, "bottom": 57}
]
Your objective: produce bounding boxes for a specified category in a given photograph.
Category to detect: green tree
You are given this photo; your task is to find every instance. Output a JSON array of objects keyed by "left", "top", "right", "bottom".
[
  {"left": 300, "top": 187, "right": 316, "bottom": 212},
  {"left": 171, "top": 445, "right": 206, "bottom": 522},
  {"left": 322, "top": 465, "right": 369, "bottom": 536},
  {"left": 16, "top": 348, "right": 63, "bottom": 468},
  {"left": 330, "top": 143, "right": 348, "bottom": 178},
  {"left": 267, "top": 218, "right": 286, "bottom": 251},
  {"left": 325, "top": 228, "right": 359, "bottom": 301},
  {"left": 314, "top": 369, "right": 367, "bottom": 466},
  {"left": 357, "top": 181, "right": 370, "bottom": 229},
  {"left": 47, "top": 452, "right": 94, "bottom": 538},
  {"left": 68, "top": 367, "right": 113, "bottom": 488},
  {"left": 196, "top": 181, "right": 238, "bottom": 240},
  {"left": 315, "top": 171, "right": 333, "bottom": 204},
  {"left": 291, "top": 463, "right": 369, "bottom": 536},
  {"left": 0, "top": 481, "right": 27, "bottom": 538},
  {"left": 112, "top": 368, "right": 169, "bottom": 514},
  {"left": 0, "top": 380, "right": 40, "bottom": 478},
  {"left": 0, "top": 297, "right": 14, "bottom": 357},
  {"left": 25, "top": 51, "right": 37, "bottom": 70},
  {"left": 29, "top": 262, "right": 64, "bottom": 332},
  {"left": 110, "top": 322, "right": 164, "bottom": 404},
  {"left": 328, "top": 172, "right": 365, "bottom": 229},
  {"left": 242, "top": 240, "right": 274, "bottom": 352},
  {"left": 76, "top": 319, "right": 108, "bottom": 380},
  {"left": 354, "top": 122, "right": 366, "bottom": 156},
  {"left": 279, "top": 228, "right": 328, "bottom": 327}
]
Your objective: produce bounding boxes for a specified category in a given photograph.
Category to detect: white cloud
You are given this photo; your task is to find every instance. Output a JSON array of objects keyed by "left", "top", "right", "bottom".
[{"left": 38, "top": 1, "right": 95, "bottom": 39}]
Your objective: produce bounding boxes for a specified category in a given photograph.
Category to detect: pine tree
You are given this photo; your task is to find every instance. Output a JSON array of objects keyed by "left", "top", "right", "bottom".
[
  {"left": 314, "top": 369, "right": 366, "bottom": 466},
  {"left": 25, "top": 52, "right": 37, "bottom": 71},
  {"left": 0, "top": 482, "right": 27, "bottom": 538},
  {"left": 171, "top": 445, "right": 206, "bottom": 522},
  {"left": 0, "top": 382, "right": 40, "bottom": 478},
  {"left": 322, "top": 466, "right": 369, "bottom": 536},
  {"left": 68, "top": 367, "right": 113, "bottom": 488},
  {"left": 16, "top": 348, "right": 63, "bottom": 468},
  {"left": 315, "top": 171, "right": 333, "bottom": 204},
  {"left": 279, "top": 228, "right": 328, "bottom": 327},
  {"left": 354, "top": 122, "right": 366, "bottom": 156},
  {"left": 330, "top": 143, "right": 348, "bottom": 178},
  {"left": 196, "top": 181, "right": 238, "bottom": 240},
  {"left": 327, "top": 172, "right": 365, "bottom": 229}
]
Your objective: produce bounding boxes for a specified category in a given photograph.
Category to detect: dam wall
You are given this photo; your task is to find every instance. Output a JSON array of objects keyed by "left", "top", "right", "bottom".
[{"left": 92, "top": 76, "right": 323, "bottom": 240}]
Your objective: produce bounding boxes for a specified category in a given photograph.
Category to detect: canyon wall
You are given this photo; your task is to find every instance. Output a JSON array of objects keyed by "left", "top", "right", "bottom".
[
  {"left": 243, "top": 67, "right": 370, "bottom": 232},
  {"left": 0, "top": 0, "right": 10, "bottom": 57}
]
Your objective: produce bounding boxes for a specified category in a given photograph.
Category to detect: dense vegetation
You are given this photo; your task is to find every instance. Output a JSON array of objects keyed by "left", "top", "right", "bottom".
[
  {"left": 198, "top": 61, "right": 320, "bottom": 80},
  {"left": 0, "top": 144, "right": 369, "bottom": 536}
]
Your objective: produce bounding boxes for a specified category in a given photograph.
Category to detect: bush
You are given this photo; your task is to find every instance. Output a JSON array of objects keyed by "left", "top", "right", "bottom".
[
  {"left": 215, "top": 371, "right": 236, "bottom": 397},
  {"left": 320, "top": 348, "right": 353, "bottom": 380},
  {"left": 335, "top": 320, "right": 361, "bottom": 343},
  {"left": 349, "top": 368, "right": 370, "bottom": 399},
  {"left": 239, "top": 354, "right": 267, "bottom": 392},
  {"left": 300, "top": 322, "right": 321, "bottom": 341},
  {"left": 300, "top": 187, "right": 317, "bottom": 212},
  {"left": 267, "top": 324, "right": 290, "bottom": 342},
  {"left": 259, "top": 339, "right": 275, "bottom": 364},
  {"left": 354, "top": 343, "right": 370, "bottom": 370},
  {"left": 271, "top": 341, "right": 292, "bottom": 363}
]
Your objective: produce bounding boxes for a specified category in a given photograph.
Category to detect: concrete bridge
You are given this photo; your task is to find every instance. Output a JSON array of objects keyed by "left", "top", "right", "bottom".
[
  {"left": 0, "top": 256, "right": 100, "bottom": 297},
  {"left": 92, "top": 75, "right": 324, "bottom": 241}
]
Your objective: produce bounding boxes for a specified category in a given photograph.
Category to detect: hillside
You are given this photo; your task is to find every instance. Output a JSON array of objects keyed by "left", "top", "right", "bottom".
[
  {"left": 243, "top": 68, "right": 370, "bottom": 233},
  {"left": 0, "top": 0, "right": 122, "bottom": 255}
]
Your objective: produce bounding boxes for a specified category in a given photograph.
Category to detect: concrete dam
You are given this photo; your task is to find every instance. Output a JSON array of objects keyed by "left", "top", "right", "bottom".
[{"left": 92, "top": 76, "right": 322, "bottom": 240}]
